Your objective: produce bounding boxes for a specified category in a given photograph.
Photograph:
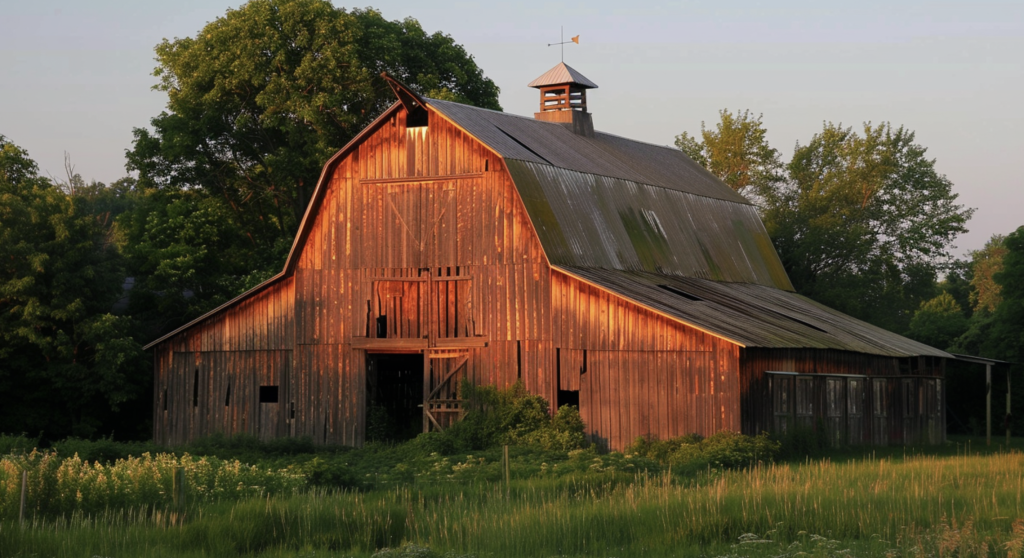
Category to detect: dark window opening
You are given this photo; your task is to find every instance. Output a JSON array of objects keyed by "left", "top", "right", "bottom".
[
  {"left": 290, "top": 401, "right": 296, "bottom": 420},
  {"left": 557, "top": 389, "right": 580, "bottom": 409},
  {"left": 517, "top": 340, "right": 523, "bottom": 379},
  {"left": 366, "top": 353, "right": 424, "bottom": 442},
  {"left": 658, "top": 284, "right": 702, "bottom": 301},
  {"left": 259, "top": 385, "right": 279, "bottom": 404},
  {"left": 192, "top": 369, "right": 199, "bottom": 408},
  {"left": 407, "top": 108, "right": 428, "bottom": 128},
  {"left": 376, "top": 315, "right": 388, "bottom": 338},
  {"left": 163, "top": 388, "right": 167, "bottom": 411},
  {"left": 484, "top": 159, "right": 489, "bottom": 172},
  {"left": 225, "top": 381, "right": 231, "bottom": 407},
  {"left": 582, "top": 349, "right": 588, "bottom": 374}
]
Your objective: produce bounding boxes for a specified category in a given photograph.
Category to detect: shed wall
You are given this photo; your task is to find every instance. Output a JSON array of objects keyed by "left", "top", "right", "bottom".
[
  {"left": 153, "top": 277, "right": 295, "bottom": 445},
  {"left": 740, "top": 348, "right": 945, "bottom": 445}
]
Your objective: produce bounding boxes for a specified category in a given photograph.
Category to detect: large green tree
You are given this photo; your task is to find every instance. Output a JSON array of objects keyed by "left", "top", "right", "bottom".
[
  {"left": 763, "top": 122, "right": 972, "bottom": 332},
  {"left": 127, "top": 0, "right": 500, "bottom": 237},
  {"left": 0, "top": 136, "right": 148, "bottom": 438}
]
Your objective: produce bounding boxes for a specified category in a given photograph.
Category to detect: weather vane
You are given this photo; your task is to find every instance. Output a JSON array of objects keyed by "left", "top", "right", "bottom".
[{"left": 547, "top": 26, "right": 579, "bottom": 62}]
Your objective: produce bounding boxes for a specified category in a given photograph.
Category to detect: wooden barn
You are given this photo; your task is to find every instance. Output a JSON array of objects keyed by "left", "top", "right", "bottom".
[{"left": 145, "top": 64, "right": 950, "bottom": 450}]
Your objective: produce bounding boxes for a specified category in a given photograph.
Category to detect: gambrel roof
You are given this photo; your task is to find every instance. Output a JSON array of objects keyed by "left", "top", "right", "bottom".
[{"left": 146, "top": 94, "right": 949, "bottom": 359}]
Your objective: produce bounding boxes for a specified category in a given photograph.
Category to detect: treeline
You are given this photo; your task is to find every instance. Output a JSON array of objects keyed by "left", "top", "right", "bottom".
[
  {"left": 0, "top": 0, "right": 1018, "bottom": 442},
  {"left": 678, "top": 111, "right": 1022, "bottom": 432}
]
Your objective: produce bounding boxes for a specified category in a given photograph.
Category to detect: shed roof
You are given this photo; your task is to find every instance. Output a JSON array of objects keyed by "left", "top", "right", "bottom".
[
  {"left": 527, "top": 62, "right": 599, "bottom": 89},
  {"left": 559, "top": 267, "right": 950, "bottom": 357}
]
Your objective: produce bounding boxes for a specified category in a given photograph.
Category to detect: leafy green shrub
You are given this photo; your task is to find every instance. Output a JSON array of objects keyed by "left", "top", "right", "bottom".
[
  {"left": 301, "top": 456, "right": 359, "bottom": 489},
  {"left": 182, "top": 432, "right": 317, "bottom": 462},
  {"left": 424, "top": 381, "right": 588, "bottom": 454},
  {"left": 0, "top": 433, "right": 39, "bottom": 456},
  {"left": 627, "top": 431, "right": 779, "bottom": 474},
  {"left": 51, "top": 437, "right": 159, "bottom": 463},
  {"left": 775, "top": 421, "right": 833, "bottom": 459}
]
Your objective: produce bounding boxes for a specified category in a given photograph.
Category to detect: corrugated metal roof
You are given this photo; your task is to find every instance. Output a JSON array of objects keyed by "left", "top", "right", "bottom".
[
  {"left": 527, "top": 62, "right": 599, "bottom": 89},
  {"left": 429, "top": 99, "right": 749, "bottom": 204},
  {"left": 560, "top": 267, "right": 950, "bottom": 358},
  {"left": 508, "top": 161, "right": 793, "bottom": 289}
]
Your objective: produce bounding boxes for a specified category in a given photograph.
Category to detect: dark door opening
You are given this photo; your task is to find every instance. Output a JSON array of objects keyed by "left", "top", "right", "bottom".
[
  {"left": 366, "top": 353, "right": 424, "bottom": 442},
  {"left": 557, "top": 389, "right": 580, "bottom": 410}
]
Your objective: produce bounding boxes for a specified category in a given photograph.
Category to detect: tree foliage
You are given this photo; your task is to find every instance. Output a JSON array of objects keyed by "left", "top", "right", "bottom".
[
  {"left": 762, "top": 122, "right": 972, "bottom": 331},
  {"left": 907, "top": 292, "right": 967, "bottom": 351},
  {"left": 675, "top": 109, "right": 784, "bottom": 200},
  {"left": 0, "top": 136, "right": 148, "bottom": 438},
  {"left": 968, "top": 234, "right": 1007, "bottom": 313}
]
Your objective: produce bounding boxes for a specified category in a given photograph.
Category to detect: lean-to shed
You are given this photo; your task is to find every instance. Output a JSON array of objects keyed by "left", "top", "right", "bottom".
[{"left": 146, "top": 64, "right": 950, "bottom": 450}]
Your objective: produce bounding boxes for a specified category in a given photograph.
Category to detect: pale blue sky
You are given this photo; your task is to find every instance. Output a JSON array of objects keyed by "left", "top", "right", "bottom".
[{"left": 1, "top": 0, "right": 1021, "bottom": 255}]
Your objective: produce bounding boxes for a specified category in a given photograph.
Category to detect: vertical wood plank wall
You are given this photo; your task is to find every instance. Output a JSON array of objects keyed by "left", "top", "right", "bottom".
[
  {"left": 739, "top": 348, "right": 945, "bottom": 445},
  {"left": 552, "top": 271, "right": 741, "bottom": 451},
  {"left": 289, "top": 108, "right": 552, "bottom": 446},
  {"left": 153, "top": 277, "right": 295, "bottom": 445}
]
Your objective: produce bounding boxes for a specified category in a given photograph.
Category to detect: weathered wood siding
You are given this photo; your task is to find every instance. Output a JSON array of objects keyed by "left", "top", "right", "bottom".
[
  {"left": 153, "top": 277, "right": 295, "bottom": 445},
  {"left": 289, "top": 108, "right": 552, "bottom": 445},
  {"left": 552, "top": 270, "right": 741, "bottom": 451},
  {"left": 740, "top": 348, "right": 945, "bottom": 445}
]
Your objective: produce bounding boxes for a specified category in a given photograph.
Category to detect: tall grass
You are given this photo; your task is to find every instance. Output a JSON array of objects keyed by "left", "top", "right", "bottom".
[
  {"left": 0, "top": 451, "right": 305, "bottom": 519},
  {"left": 4, "top": 451, "right": 1024, "bottom": 557}
]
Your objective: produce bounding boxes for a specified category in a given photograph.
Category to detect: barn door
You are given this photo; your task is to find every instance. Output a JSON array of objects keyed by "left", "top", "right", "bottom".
[
  {"left": 901, "top": 378, "right": 918, "bottom": 444},
  {"left": 872, "top": 378, "right": 890, "bottom": 445},
  {"left": 423, "top": 351, "right": 470, "bottom": 432},
  {"left": 377, "top": 182, "right": 456, "bottom": 269},
  {"left": 795, "top": 376, "right": 814, "bottom": 431},
  {"left": 370, "top": 278, "right": 424, "bottom": 339},
  {"left": 847, "top": 378, "right": 865, "bottom": 444},
  {"left": 771, "top": 375, "right": 793, "bottom": 435},
  {"left": 428, "top": 273, "right": 474, "bottom": 341},
  {"left": 826, "top": 378, "right": 845, "bottom": 446}
]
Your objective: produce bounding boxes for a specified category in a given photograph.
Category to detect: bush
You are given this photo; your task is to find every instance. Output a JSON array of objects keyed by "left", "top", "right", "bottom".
[
  {"left": 0, "top": 433, "right": 39, "bottom": 456},
  {"left": 627, "top": 431, "right": 780, "bottom": 474},
  {"left": 775, "top": 420, "right": 833, "bottom": 459},
  {"left": 50, "top": 437, "right": 159, "bottom": 463},
  {"left": 424, "top": 381, "right": 588, "bottom": 454},
  {"left": 301, "top": 456, "right": 359, "bottom": 489}
]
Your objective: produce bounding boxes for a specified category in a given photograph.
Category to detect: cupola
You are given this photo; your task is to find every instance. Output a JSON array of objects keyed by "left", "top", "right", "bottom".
[{"left": 528, "top": 62, "right": 598, "bottom": 137}]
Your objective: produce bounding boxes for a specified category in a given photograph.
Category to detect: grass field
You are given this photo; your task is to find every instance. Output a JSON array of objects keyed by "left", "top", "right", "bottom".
[{"left": 3, "top": 436, "right": 1024, "bottom": 557}]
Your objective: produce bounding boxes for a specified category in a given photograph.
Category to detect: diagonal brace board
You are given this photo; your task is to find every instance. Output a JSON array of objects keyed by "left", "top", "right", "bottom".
[{"left": 423, "top": 353, "right": 469, "bottom": 432}]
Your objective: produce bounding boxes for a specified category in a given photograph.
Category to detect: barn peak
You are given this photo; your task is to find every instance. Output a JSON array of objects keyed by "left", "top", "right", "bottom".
[{"left": 528, "top": 62, "right": 597, "bottom": 137}]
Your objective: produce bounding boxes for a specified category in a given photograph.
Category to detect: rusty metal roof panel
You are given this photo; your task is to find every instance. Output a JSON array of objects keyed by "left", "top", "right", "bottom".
[
  {"left": 508, "top": 160, "right": 794, "bottom": 290},
  {"left": 562, "top": 267, "right": 949, "bottom": 357},
  {"left": 429, "top": 99, "right": 748, "bottom": 205}
]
